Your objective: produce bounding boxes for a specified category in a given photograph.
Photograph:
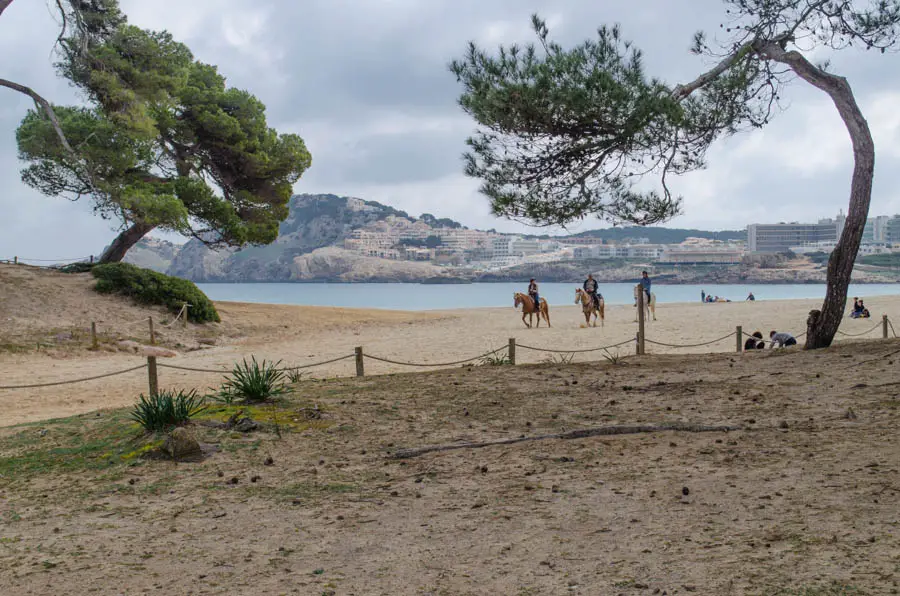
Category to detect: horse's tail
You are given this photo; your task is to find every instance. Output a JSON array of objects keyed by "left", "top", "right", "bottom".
[
  {"left": 599, "top": 299, "right": 605, "bottom": 320},
  {"left": 542, "top": 299, "right": 551, "bottom": 326}
]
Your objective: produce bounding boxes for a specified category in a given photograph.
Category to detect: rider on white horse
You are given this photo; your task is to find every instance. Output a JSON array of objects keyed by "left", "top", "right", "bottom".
[{"left": 640, "top": 271, "right": 652, "bottom": 305}]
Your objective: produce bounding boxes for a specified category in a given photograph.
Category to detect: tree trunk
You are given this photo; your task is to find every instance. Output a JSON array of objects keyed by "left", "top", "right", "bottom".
[
  {"left": 758, "top": 43, "right": 875, "bottom": 349},
  {"left": 0, "top": 0, "right": 15, "bottom": 18},
  {"left": 98, "top": 221, "right": 156, "bottom": 263}
]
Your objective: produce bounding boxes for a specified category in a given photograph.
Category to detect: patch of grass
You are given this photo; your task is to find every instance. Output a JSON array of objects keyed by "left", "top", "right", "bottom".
[
  {"left": 91, "top": 262, "right": 219, "bottom": 323},
  {"left": 217, "top": 357, "right": 287, "bottom": 403},
  {"left": 601, "top": 349, "right": 624, "bottom": 365},
  {"left": 543, "top": 352, "right": 575, "bottom": 365},
  {"left": 479, "top": 353, "right": 511, "bottom": 366},
  {"left": 0, "top": 411, "right": 153, "bottom": 482},
  {"left": 131, "top": 389, "right": 206, "bottom": 433}
]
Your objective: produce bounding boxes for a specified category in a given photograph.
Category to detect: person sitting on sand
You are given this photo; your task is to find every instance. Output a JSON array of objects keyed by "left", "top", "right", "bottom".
[
  {"left": 746, "top": 292, "right": 755, "bottom": 301},
  {"left": 850, "top": 297, "right": 863, "bottom": 318},
  {"left": 528, "top": 278, "right": 540, "bottom": 308},
  {"left": 769, "top": 330, "right": 797, "bottom": 348},
  {"left": 859, "top": 299, "right": 871, "bottom": 318},
  {"left": 744, "top": 330, "right": 765, "bottom": 351}
]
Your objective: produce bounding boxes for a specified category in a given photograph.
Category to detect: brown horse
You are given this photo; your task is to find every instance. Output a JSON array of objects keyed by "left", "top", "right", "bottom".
[
  {"left": 575, "top": 288, "right": 604, "bottom": 327},
  {"left": 514, "top": 292, "right": 551, "bottom": 328}
]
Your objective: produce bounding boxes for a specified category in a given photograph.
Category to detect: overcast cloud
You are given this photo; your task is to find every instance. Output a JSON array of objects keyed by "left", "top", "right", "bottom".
[{"left": 1, "top": 0, "right": 899, "bottom": 260}]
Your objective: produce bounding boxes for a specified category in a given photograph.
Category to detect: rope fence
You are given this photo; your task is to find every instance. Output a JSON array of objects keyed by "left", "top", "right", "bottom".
[{"left": 1, "top": 312, "right": 896, "bottom": 396}]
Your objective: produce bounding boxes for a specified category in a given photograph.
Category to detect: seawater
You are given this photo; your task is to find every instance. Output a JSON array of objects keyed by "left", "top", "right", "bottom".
[{"left": 196, "top": 282, "right": 900, "bottom": 311}]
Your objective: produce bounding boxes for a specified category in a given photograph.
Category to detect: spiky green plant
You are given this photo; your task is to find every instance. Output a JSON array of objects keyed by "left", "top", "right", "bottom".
[
  {"left": 131, "top": 389, "right": 206, "bottom": 433},
  {"left": 220, "top": 356, "right": 287, "bottom": 403}
]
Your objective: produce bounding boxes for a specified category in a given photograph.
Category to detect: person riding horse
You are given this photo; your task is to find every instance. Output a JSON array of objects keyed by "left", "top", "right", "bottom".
[
  {"left": 640, "top": 270, "right": 652, "bottom": 305},
  {"left": 528, "top": 278, "right": 540, "bottom": 308},
  {"left": 583, "top": 274, "right": 601, "bottom": 310}
]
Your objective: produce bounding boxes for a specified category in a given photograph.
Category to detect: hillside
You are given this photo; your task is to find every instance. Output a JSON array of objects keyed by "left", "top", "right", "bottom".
[
  {"left": 159, "top": 193, "right": 465, "bottom": 282},
  {"left": 562, "top": 226, "right": 746, "bottom": 244}
]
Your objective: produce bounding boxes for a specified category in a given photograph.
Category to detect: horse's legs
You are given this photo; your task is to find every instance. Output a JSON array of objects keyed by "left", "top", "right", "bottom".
[{"left": 522, "top": 311, "right": 530, "bottom": 328}]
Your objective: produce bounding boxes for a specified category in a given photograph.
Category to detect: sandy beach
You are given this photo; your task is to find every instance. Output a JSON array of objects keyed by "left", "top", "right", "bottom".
[{"left": 2, "top": 291, "right": 898, "bottom": 425}]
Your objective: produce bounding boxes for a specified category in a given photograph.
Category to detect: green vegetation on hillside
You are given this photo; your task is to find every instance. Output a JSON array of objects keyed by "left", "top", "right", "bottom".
[
  {"left": 563, "top": 226, "right": 745, "bottom": 244},
  {"left": 859, "top": 253, "right": 900, "bottom": 268},
  {"left": 92, "top": 262, "right": 219, "bottom": 323}
]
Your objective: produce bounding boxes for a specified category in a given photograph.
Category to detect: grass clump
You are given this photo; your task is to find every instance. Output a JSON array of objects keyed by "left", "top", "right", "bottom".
[
  {"left": 131, "top": 389, "right": 206, "bottom": 433},
  {"left": 91, "top": 262, "right": 219, "bottom": 323},
  {"left": 478, "top": 353, "right": 511, "bottom": 366},
  {"left": 217, "top": 357, "right": 287, "bottom": 403}
]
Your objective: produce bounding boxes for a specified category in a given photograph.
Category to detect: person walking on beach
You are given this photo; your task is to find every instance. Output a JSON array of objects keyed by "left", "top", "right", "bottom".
[
  {"left": 528, "top": 278, "right": 540, "bottom": 309},
  {"left": 769, "top": 330, "right": 797, "bottom": 348},
  {"left": 640, "top": 270, "right": 652, "bottom": 304},
  {"left": 701, "top": 289, "right": 706, "bottom": 303},
  {"left": 583, "top": 273, "right": 601, "bottom": 309}
]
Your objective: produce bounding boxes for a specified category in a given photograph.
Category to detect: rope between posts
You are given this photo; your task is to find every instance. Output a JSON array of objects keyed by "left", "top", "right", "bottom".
[
  {"left": 836, "top": 322, "right": 883, "bottom": 337},
  {"left": 364, "top": 346, "right": 507, "bottom": 367},
  {"left": 0, "top": 364, "right": 148, "bottom": 390},
  {"left": 517, "top": 338, "right": 634, "bottom": 354},
  {"left": 889, "top": 319, "right": 898, "bottom": 339},
  {"left": 161, "top": 304, "right": 188, "bottom": 327},
  {"left": 281, "top": 354, "right": 355, "bottom": 370},
  {"left": 157, "top": 353, "right": 356, "bottom": 374},
  {"left": 645, "top": 332, "right": 735, "bottom": 349},
  {"left": 158, "top": 363, "right": 230, "bottom": 374}
]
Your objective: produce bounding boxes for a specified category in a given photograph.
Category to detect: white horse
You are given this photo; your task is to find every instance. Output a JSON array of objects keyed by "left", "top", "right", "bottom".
[{"left": 633, "top": 284, "right": 657, "bottom": 321}]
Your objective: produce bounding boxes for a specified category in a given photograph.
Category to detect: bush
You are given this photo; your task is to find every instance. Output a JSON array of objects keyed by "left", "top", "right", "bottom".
[
  {"left": 218, "top": 356, "right": 287, "bottom": 403},
  {"left": 91, "top": 262, "right": 219, "bottom": 323},
  {"left": 132, "top": 389, "right": 206, "bottom": 433}
]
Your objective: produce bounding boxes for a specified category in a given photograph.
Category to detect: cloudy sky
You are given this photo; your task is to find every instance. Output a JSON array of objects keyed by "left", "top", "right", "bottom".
[{"left": 1, "top": 0, "right": 899, "bottom": 260}]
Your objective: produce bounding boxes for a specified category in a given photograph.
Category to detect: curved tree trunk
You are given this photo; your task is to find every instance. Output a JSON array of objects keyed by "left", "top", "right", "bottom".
[
  {"left": 98, "top": 221, "right": 155, "bottom": 263},
  {"left": 759, "top": 43, "right": 875, "bottom": 349}
]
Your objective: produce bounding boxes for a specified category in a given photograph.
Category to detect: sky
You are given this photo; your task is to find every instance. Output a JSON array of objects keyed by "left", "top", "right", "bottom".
[{"left": 1, "top": 0, "right": 899, "bottom": 261}]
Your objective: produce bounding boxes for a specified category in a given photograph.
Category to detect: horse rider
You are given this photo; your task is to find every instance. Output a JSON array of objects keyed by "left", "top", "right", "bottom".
[
  {"left": 640, "top": 270, "right": 652, "bottom": 305},
  {"left": 528, "top": 278, "right": 540, "bottom": 308},
  {"left": 583, "top": 273, "right": 601, "bottom": 310}
]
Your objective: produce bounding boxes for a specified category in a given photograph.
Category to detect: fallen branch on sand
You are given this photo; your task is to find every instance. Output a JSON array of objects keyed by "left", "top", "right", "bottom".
[{"left": 391, "top": 422, "right": 743, "bottom": 459}]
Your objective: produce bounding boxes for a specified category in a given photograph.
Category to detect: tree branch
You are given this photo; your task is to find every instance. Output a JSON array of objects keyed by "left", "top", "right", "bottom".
[
  {"left": 0, "top": 0, "right": 15, "bottom": 18},
  {"left": 0, "top": 77, "right": 75, "bottom": 155},
  {"left": 672, "top": 40, "right": 754, "bottom": 100}
]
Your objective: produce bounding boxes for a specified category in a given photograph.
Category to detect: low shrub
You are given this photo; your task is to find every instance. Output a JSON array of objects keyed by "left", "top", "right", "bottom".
[
  {"left": 132, "top": 389, "right": 206, "bottom": 433},
  {"left": 91, "top": 262, "right": 219, "bottom": 323},
  {"left": 218, "top": 356, "right": 287, "bottom": 403}
]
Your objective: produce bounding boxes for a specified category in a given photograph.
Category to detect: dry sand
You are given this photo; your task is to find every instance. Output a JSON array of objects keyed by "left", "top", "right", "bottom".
[
  {"left": 1, "top": 281, "right": 898, "bottom": 425},
  {"left": 1, "top": 341, "right": 898, "bottom": 594}
]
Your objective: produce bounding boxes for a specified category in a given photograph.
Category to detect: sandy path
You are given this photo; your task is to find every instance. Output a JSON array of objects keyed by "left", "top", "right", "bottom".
[{"left": 1, "top": 295, "right": 897, "bottom": 426}]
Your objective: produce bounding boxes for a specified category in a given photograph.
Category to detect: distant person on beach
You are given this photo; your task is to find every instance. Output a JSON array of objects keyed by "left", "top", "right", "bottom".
[
  {"left": 746, "top": 292, "right": 755, "bottom": 301},
  {"left": 744, "top": 330, "right": 765, "bottom": 351},
  {"left": 769, "top": 330, "right": 797, "bottom": 348},
  {"left": 701, "top": 290, "right": 706, "bottom": 303},
  {"left": 850, "top": 298, "right": 870, "bottom": 318},
  {"left": 528, "top": 278, "right": 540, "bottom": 308}
]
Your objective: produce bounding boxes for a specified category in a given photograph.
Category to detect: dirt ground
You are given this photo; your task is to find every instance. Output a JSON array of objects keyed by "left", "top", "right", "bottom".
[{"left": 1, "top": 339, "right": 898, "bottom": 595}]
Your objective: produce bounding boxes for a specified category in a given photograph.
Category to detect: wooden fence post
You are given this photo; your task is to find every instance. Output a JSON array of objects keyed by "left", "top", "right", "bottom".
[
  {"left": 636, "top": 284, "right": 646, "bottom": 355},
  {"left": 148, "top": 316, "right": 156, "bottom": 345},
  {"left": 883, "top": 315, "right": 889, "bottom": 339},
  {"left": 147, "top": 356, "right": 158, "bottom": 397},
  {"left": 736, "top": 325, "right": 743, "bottom": 353},
  {"left": 91, "top": 322, "right": 98, "bottom": 350},
  {"left": 508, "top": 338, "right": 516, "bottom": 365},
  {"left": 182, "top": 303, "right": 189, "bottom": 329},
  {"left": 355, "top": 346, "right": 365, "bottom": 377}
]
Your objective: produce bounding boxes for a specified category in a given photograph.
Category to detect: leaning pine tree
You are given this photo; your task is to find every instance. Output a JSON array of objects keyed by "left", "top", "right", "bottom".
[
  {"left": 15, "top": 0, "right": 311, "bottom": 263},
  {"left": 450, "top": 1, "right": 900, "bottom": 349}
]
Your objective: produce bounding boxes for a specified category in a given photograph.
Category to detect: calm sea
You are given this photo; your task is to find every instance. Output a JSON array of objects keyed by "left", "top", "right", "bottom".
[{"left": 196, "top": 282, "right": 900, "bottom": 311}]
